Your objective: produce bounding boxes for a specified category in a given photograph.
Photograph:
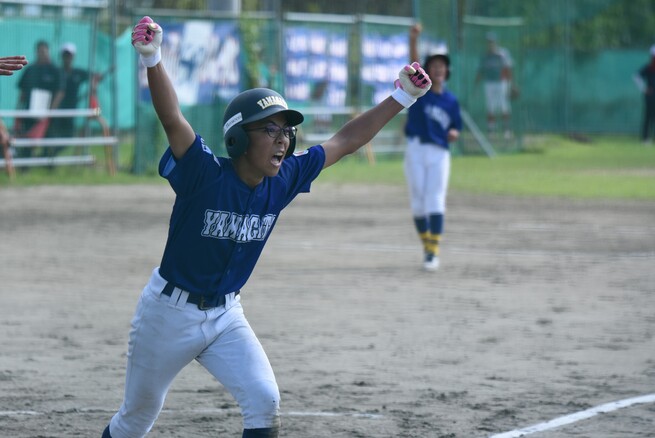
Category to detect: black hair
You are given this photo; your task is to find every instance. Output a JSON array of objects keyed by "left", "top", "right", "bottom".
[{"left": 423, "top": 54, "right": 451, "bottom": 80}]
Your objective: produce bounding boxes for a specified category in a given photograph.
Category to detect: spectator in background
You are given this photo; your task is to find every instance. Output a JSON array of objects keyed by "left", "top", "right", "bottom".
[
  {"left": 15, "top": 40, "right": 64, "bottom": 158},
  {"left": 634, "top": 44, "right": 655, "bottom": 145},
  {"left": 47, "top": 43, "right": 104, "bottom": 158},
  {"left": 475, "top": 31, "right": 513, "bottom": 140},
  {"left": 0, "top": 55, "right": 28, "bottom": 76},
  {"left": 52, "top": 43, "right": 90, "bottom": 140}
]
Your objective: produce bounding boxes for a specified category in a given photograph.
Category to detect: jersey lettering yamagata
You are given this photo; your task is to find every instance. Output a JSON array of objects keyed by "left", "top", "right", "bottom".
[{"left": 201, "top": 210, "right": 276, "bottom": 242}]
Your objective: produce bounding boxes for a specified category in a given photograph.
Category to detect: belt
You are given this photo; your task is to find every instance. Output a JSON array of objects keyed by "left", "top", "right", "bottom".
[{"left": 161, "top": 283, "right": 238, "bottom": 310}]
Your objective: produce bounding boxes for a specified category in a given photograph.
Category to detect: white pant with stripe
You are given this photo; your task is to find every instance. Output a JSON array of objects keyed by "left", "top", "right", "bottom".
[
  {"left": 109, "top": 268, "right": 279, "bottom": 438},
  {"left": 403, "top": 138, "right": 451, "bottom": 217}
]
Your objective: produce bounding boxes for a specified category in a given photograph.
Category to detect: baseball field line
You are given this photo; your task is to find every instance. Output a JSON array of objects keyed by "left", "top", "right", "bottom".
[
  {"left": 0, "top": 407, "right": 384, "bottom": 419},
  {"left": 488, "top": 392, "right": 655, "bottom": 438}
]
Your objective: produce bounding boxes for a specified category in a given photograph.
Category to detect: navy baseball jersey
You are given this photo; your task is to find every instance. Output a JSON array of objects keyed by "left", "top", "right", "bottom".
[
  {"left": 404, "top": 89, "right": 462, "bottom": 149},
  {"left": 158, "top": 135, "right": 325, "bottom": 302}
]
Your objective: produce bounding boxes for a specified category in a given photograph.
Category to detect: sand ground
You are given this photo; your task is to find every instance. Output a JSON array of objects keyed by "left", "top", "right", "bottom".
[{"left": 1, "top": 183, "right": 654, "bottom": 437}]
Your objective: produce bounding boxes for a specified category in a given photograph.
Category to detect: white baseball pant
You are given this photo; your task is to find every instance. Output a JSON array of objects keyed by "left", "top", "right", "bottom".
[
  {"left": 403, "top": 138, "right": 451, "bottom": 217},
  {"left": 108, "top": 268, "right": 279, "bottom": 438}
]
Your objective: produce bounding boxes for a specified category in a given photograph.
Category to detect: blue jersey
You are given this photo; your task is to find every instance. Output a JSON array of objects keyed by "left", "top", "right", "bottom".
[
  {"left": 158, "top": 135, "right": 325, "bottom": 301},
  {"left": 404, "top": 88, "right": 462, "bottom": 149}
]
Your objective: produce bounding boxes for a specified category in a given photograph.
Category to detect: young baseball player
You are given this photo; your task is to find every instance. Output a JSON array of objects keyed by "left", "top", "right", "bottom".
[
  {"left": 403, "top": 24, "right": 462, "bottom": 272},
  {"left": 101, "top": 16, "right": 430, "bottom": 438}
]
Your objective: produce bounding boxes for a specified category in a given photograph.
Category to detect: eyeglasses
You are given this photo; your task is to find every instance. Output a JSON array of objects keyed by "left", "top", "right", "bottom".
[{"left": 245, "top": 125, "right": 297, "bottom": 140}]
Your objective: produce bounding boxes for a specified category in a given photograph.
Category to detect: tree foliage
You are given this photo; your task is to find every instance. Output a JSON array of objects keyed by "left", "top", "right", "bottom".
[
  {"left": 120, "top": 0, "right": 655, "bottom": 50},
  {"left": 463, "top": 0, "right": 655, "bottom": 50}
]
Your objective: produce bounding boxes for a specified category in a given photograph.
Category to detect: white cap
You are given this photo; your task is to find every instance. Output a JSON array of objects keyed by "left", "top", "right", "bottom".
[
  {"left": 650, "top": 44, "right": 655, "bottom": 56},
  {"left": 61, "top": 42, "right": 76, "bottom": 55}
]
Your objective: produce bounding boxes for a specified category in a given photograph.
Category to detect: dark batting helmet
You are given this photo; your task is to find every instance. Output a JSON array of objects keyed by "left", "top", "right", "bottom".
[
  {"left": 223, "top": 88, "right": 304, "bottom": 159},
  {"left": 423, "top": 53, "right": 450, "bottom": 80}
]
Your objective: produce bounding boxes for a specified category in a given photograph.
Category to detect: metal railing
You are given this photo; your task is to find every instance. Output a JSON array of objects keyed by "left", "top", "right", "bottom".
[{"left": 0, "top": 108, "right": 117, "bottom": 178}]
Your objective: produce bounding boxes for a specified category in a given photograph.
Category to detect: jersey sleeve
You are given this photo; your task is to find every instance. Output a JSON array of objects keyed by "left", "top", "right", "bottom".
[
  {"left": 159, "top": 134, "right": 222, "bottom": 197},
  {"left": 278, "top": 145, "right": 326, "bottom": 208}
]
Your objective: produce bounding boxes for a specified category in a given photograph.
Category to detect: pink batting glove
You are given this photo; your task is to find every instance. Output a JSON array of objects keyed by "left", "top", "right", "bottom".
[
  {"left": 391, "top": 62, "right": 431, "bottom": 108},
  {"left": 131, "top": 16, "right": 163, "bottom": 67},
  {"left": 393, "top": 62, "right": 431, "bottom": 97}
]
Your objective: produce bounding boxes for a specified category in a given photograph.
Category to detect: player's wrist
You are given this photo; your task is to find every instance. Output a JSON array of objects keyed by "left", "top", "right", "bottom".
[
  {"left": 140, "top": 50, "right": 161, "bottom": 68},
  {"left": 391, "top": 87, "right": 417, "bottom": 108}
]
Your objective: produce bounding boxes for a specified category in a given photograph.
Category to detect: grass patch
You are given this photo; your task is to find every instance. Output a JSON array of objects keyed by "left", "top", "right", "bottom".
[
  {"left": 2, "top": 134, "right": 654, "bottom": 200},
  {"left": 0, "top": 140, "right": 166, "bottom": 186},
  {"left": 318, "top": 134, "right": 655, "bottom": 200}
]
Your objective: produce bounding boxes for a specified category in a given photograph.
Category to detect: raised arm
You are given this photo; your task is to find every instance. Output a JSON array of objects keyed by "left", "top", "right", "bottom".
[
  {"left": 409, "top": 24, "right": 422, "bottom": 64},
  {"left": 132, "top": 16, "right": 195, "bottom": 159},
  {"left": 321, "top": 62, "right": 431, "bottom": 168}
]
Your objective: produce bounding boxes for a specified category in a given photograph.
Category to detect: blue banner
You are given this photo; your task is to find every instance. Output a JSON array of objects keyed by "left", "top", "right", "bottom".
[
  {"left": 138, "top": 20, "right": 241, "bottom": 105},
  {"left": 361, "top": 32, "right": 409, "bottom": 106},
  {"left": 284, "top": 26, "right": 348, "bottom": 107}
]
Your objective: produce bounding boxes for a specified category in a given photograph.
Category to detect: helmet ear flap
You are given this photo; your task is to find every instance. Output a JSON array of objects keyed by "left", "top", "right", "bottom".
[
  {"left": 285, "top": 137, "right": 296, "bottom": 158},
  {"left": 225, "top": 126, "right": 250, "bottom": 158}
]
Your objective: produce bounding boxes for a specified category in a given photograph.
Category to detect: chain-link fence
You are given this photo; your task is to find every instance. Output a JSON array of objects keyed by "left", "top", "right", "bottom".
[{"left": 1, "top": 0, "right": 652, "bottom": 173}]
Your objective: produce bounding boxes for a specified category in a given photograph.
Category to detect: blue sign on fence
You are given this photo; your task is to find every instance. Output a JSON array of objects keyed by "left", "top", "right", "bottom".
[
  {"left": 361, "top": 32, "right": 409, "bottom": 105},
  {"left": 283, "top": 26, "right": 349, "bottom": 107},
  {"left": 138, "top": 20, "right": 241, "bottom": 105}
]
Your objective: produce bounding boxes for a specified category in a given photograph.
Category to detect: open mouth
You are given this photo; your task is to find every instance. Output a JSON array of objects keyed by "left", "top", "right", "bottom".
[{"left": 271, "top": 152, "right": 284, "bottom": 166}]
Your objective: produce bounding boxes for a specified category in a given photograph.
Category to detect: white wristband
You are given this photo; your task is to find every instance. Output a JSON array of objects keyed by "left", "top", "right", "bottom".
[
  {"left": 391, "top": 87, "right": 417, "bottom": 108},
  {"left": 140, "top": 50, "right": 161, "bottom": 68}
]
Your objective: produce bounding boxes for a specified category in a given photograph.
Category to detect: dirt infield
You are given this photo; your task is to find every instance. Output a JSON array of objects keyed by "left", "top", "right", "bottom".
[{"left": 1, "top": 183, "right": 654, "bottom": 438}]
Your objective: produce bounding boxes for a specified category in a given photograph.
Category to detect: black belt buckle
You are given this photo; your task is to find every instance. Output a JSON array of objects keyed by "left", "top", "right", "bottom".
[{"left": 197, "top": 295, "right": 213, "bottom": 311}]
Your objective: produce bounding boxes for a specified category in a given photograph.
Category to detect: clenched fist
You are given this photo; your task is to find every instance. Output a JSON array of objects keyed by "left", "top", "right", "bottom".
[
  {"left": 391, "top": 62, "right": 432, "bottom": 108},
  {"left": 132, "top": 16, "right": 163, "bottom": 68}
]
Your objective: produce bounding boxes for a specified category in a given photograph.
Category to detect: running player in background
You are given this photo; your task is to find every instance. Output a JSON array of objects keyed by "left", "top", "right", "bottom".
[
  {"left": 403, "top": 23, "right": 462, "bottom": 272},
  {"left": 101, "top": 16, "right": 430, "bottom": 438}
]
